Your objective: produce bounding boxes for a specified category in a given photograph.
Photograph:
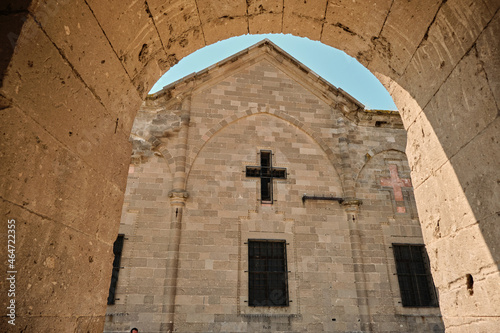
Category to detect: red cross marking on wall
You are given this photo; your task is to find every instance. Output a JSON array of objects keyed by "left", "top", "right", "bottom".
[{"left": 380, "top": 164, "right": 412, "bottom": 213}]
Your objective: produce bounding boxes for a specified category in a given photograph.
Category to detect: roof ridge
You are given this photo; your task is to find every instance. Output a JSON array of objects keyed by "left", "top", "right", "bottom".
[{"left": 148, "top": 38, "right": 365, "bottom": 110}]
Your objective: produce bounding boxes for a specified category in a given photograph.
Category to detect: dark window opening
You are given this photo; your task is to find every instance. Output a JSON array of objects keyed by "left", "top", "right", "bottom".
[
  {"left": 107, "top": 234, "right": 125, "bottom": 305},
  {"left": 393, "top": 244, "right": 438, "bottom": 307},
  {"left": 261, "top": 178, "right": 272, "bottom": 202},
  {"left": 272, "top": 169, "right": 287, "bottom": 178},
  {"left": 246, "top": 166, "right": 260, "bottom": 177},
  {"left": 245, "top": 150, "right": 286, "bottom": 204},
  {"left": 248, "top": 239, "right": 289, "bottom": 307},
  {"left": 261, "top": 151, "right": 271, "bottom": 169}
]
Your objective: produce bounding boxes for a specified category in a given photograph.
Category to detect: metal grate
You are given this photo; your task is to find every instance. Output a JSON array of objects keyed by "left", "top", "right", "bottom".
[
  {"left": 246, "top": 151, "right": 286, "bottom": 203},
  {"left": 392, "top": 244, "right": 438, "bottom": 307},
  {"left": 248, "top": 239, "right": 289, "bottom": 306},
  {"left": 107, "top": 234, "right": 125, "bottom": 305}
]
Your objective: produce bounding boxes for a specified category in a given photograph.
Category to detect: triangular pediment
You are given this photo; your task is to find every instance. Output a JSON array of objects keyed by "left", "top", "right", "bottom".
[{"left": 148, "top": 39, "right": 365, "bottom": 112}]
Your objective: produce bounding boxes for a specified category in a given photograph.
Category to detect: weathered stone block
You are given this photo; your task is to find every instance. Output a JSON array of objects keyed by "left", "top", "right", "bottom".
[
  {"left": 0, "top": 19, "right": 133, "bottom": 186},
  {"left": 321, "top": 23, "right": 371, "bottom": 64},
  {"left": 249, "top": 13, "right": 282, "bottom": 34},
  {"left": 148, "top": 0, "right": 200, "bottom": 41},
  {"left": 369, "top": 0, "right": 441, "bottom": 76},
  {"left": 405, "top": 111, "right": 448, "bottom": 188},
  {"left": 448, "top": 117, "right": 500, "bottom": 223},
  {"left": 0, "top": 202, "right": 113, "bottom": 324},
  {"left": 0, "top": 106, "right": 127, "bottom": 243},
  {"left": 476, "top": 10, "right": 500, "bottom": 115},
  {"left": 399, "top": 0, "right": 497, "bottom": 107},
  {"left": 325, "top": 0, "right": 390, "bottom": 42},
  {"left": 86, "top": 0, "right": 165, "bottom": 80},
  {"left": 30, "top": 0, "right": 142, "bottom": 131},
  {"left": 425, "top": 47, "right": 497, "bottom": 159},
  {"left": 427, "top": 223, "right": 495, "bottom": 290},
  {"left": 283, "top": 10, "right": 322, "bottom": 40}
]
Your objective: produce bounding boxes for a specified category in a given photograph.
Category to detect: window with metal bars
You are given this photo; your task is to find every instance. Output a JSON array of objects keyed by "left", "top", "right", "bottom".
[
  {"left": 392, "top": 244, "right": 438, "bottom": 307},
  {"left": 245, "top": 150, "right": 286, "bottom": 203},
  {"left": 248, "top": 239, "right": 289, "bottom": 306},
  {"left": 107, "top": 234, "right": 124, "bottom": 305}
]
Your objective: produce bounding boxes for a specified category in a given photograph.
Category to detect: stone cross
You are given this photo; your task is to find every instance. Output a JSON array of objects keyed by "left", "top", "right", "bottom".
[{"left": 380, "top": 164, "right": 412, "bottom": 213}]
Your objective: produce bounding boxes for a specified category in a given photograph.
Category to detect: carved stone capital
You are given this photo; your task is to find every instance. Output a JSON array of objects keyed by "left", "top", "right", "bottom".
[
  {"left": 168, "top": 190, "right": 189, "bottom": 204},
  {"left": 341, "top": 199, "right": 362, "bottom": 213},
  {"left": 341, "top": 199, "right": 362, "bottom": 206}
]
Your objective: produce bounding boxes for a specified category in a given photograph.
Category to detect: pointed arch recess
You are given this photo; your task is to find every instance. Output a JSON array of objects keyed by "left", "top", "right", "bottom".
[
  {"left": 185, "top": 107, "right": 345, "bottom": 194},
  {"left": 354, "top": 148, "right": 408, "bottom": 186}
]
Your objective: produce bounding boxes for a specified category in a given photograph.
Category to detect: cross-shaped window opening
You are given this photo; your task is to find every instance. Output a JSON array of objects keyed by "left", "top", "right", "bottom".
[{"left": 246, "top": 150, "right": 286, "bottom": 204}]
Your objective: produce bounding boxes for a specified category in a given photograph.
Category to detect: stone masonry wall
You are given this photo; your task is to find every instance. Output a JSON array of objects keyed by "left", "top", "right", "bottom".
[
  {"left": 104, "top": 157, "right": 173, "bottom": 333},
  {"left": 104, "top": 56, "right": 444, "bottom": 332}
]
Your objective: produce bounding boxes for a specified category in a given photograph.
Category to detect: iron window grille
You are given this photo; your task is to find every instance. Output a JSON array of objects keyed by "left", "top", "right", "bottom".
[
  {"left": 248, "top": 239, "right": 289, "bottom": 306},
  {"left": 107, "top": 234, "right": 125, "bottom": 305},
  {"left": 392, "top": 243, "right": 438, "bottom": 307}
]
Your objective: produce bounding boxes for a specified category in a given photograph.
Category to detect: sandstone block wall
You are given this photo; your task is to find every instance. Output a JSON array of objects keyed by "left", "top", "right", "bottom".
[
  {"left": 1, "top": 2, "right": 498, "bottom": 331},
  {"left": 104, "top": 47, "right": 444, "bottom": 332}
]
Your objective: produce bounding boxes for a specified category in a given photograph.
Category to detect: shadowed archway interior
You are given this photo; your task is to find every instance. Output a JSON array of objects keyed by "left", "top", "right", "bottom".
[{"left": 0, "top": 1, "right": 498, "bottom": 331}]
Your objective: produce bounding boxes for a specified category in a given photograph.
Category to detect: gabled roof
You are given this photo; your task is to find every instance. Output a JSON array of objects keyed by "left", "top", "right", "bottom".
[
  {"left": 149, "top": 39, "right": 364, "bottom": 107},
  {"left": 146, "top": 39, "right": 402, "bottom": 128}
]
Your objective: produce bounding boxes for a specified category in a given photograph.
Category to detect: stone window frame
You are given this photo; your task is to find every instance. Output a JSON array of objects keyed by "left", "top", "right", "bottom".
[
  {"left": 238, "top": 230, "right": 299, "bottom": 316},
  {"left": 247, "top": 239, "right": 289, "bottom": 307}
]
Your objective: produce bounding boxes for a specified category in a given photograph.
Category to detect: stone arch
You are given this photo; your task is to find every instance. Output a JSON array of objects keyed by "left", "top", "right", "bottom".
[
  {"left": 0, "top": 1, "right": 498, "bottom": 331},
  {"left": 354, "top": 148, "right": 408, "bottom": 186},
  {"left": 186, "top": 107, "right": 344, "bottom": 193}
]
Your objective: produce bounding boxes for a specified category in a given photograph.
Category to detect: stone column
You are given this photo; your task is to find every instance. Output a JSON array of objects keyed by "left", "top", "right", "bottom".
[
  {"left": 337, "top": 117, "right": 356, "bottom": 200},
  {"left": 163, "top": 190, "right": 188, "bottom": 332},
  {"left": 162, "top": 95, "right": 191, "bottom": 332},
  {"left": 172, "top": 108, "right": 190, "bottom": 191},
  {"left": 343, "top": 200, "right": 372, "bottom": 332}
]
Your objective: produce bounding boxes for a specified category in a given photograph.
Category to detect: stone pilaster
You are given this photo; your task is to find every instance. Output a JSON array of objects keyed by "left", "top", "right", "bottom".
[
  {"left": 162, "top": 95, "right": 191, "bottom": 332},
  {"left": 162, "top": 190, "right": 189, "bottom": 332},
  {"left": 343, "top": 200, "right": 373, "bottom": 332}
]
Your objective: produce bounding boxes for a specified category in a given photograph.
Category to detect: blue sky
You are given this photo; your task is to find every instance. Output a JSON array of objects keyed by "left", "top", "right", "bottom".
[{"left": 150, "top": 34, "right": 397, "bottom": 110}]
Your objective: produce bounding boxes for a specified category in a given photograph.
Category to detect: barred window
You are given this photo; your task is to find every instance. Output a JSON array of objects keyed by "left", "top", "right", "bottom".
[
  {"left": 107, "top": 234, "right": 125, "bottom": 305},
  {"left": 248, "top": 239, "right": 289, "bottom": 306},
  {"left": 245, "top": 150, "right": 286, "bottom": 204},
  {"left": 392, "top": 244, "right": 438, "bottom": 307}
]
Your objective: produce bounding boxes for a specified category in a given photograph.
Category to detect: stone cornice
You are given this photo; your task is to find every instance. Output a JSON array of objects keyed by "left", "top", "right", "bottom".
[{"left": 144, "top": 39, "right": 402, "bottom": 128}]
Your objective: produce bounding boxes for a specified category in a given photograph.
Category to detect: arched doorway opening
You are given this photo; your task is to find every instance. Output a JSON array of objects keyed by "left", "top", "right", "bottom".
[{"left": 0, "top": 1, "right": 498, "bottom": 331}]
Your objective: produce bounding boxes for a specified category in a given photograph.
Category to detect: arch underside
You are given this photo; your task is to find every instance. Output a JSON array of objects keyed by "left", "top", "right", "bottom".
[{"left": 0, "top": 1, "right": 498, "bottom": 331}]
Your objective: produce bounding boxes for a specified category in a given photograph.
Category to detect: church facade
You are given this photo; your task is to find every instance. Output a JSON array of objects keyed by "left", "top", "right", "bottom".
[{"left": 104, "top": 40, "right": 444, "bottom": 333}]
